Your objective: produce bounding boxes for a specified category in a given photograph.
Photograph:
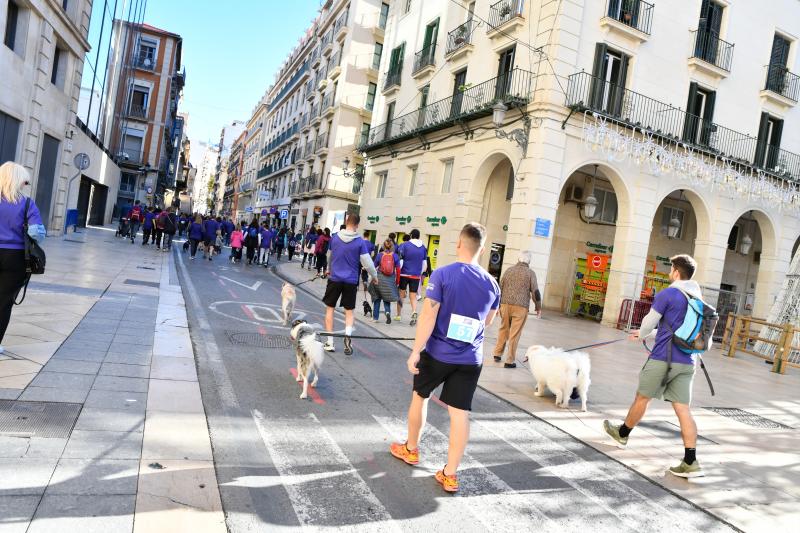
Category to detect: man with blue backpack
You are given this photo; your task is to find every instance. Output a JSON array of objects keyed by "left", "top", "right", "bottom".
[{"left": 603, "top": 254, "right": 717, "bottom": 479}]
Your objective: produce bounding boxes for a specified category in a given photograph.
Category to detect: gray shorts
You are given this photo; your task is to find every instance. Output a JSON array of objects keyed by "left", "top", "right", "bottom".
[{"left": 637, "top": 358, "right": 696, "bottom": 405}]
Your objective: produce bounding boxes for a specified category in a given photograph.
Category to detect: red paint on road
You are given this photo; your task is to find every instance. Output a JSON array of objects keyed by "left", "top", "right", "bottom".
[
  {"left": 258, "top": 326, "right": 267, "bottom": 335},
  {"left": 228, "top": 289, "right": 238, "bottom": 299},
  {"left": 241, "top": 304, "right": 255, "bottom": 320},
  {"left": 289, "top": 367, "right": 325, "bottom": 405},
  {"left": 354, "top": 341, "right": 378, "bottom": 360}
]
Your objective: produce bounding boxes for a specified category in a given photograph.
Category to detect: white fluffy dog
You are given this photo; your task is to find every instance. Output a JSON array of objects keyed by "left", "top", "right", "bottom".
[
  {"left": 525, "top": 345, "right": 591, "bottom": 411},
  {"left": 281, "top": 283, "right": 296, "bottom": 326},
  {"left": 289, "top": 320, "right": 325, "bottom": 400}
]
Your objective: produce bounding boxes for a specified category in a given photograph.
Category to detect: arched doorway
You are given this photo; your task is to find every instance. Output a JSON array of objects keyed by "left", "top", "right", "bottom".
[
  {"left": 719, "top": 211, "right": 768, "bottom": 320},
  {"left": 544, "top": 164, "right": 624, "bottom": 320},
  {"left": 477, "top": 155, "right": 514, "bottom": 280}
]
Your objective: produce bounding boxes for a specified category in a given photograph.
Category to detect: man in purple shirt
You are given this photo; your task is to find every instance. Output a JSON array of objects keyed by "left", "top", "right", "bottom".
[
  {"left": 390, "top": 222, "right": 499, "bottom": 493},
  {"left": 604, "top": 254, "right": 705, "bottom": 479},
  {"left": 259, "top": 223, "right": 273, "bottom": 267},
  {"left": 321, "top": 213, "right": 378, "bottom": 355},
  {"left": 396, "top": 228, "right": 428, "bottom": 326},
  {"left": 142, "top": 207, "right": 157, "bottom": 245}
]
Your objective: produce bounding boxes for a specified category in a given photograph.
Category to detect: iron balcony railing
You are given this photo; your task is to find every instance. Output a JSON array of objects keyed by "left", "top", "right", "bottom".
[
  {"left": 126, "top": 104, "right": 147, "bottom": 119},
  {"left": 765, "top": 63, "right": 800, "bottom": 102},
  {"left": 305, "top": 79, "right": 315, "bottom": 97},
  {"left": 315, "top": 132, "right": 329, "bottom": 152},
  {"left": 413, "top": 43, "right": 436, "bottom": 74},
  {"left": 565, "top": 71, "right": 800, "bottom": 181},
  {"left": 384, "top": 68, "right": 402, "bottom": 90},
  {"left": 321, "top": 30, "right": 333, "bottom": 50},
  {"left": 321, "top": 92, "right": 334, "bottom": 111},
  {"left": 132, "top": 53, "right": 155, "bottom": 70},
  {"left": 329, "top": 50, "right": 341, "bottom": 72},
  {"left": 309, "top": 103, "right": 318, "bottom": 118},
  {"left": 263, "top": 124, "right": 299, "bottom": 154},
  {"left": 304, "top": 143, "right": 315, "bottom": 159},
  {"left": 446, "top": 19, "right": 479, "bottom": 55},
  {"left": 334, "top": 10, "right": 348, "bottom": 34},
  {"left": 363, "top": 68, "right": 534, "bottom": 151},
  {"left": 605, "top": 0, "right": 653, "bottom": 35},
  {"left": 115, "top": 146, "right": 144, "bottom": 165},
  {"left": 487, "top": 0, "right": 524, "bottom": 32},
  {"left": 326, "top": 172, "right": 363, "bottom": 195},
  {"left": 691, "top": 29, "right": 734, "bottom": 71}
]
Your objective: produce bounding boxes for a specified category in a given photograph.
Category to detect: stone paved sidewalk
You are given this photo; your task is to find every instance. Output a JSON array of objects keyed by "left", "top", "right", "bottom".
[
  {"left": 274, "top": 258, "right": 800, "bottom": 533},
  {"left": 0, "top": 227, "right": 224, "bottom": 532}
]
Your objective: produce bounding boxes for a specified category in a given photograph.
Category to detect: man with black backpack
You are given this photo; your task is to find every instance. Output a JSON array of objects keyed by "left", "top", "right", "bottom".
[
  {"left": 128, "top": 200, "right": 143, "bottom": 244},
  {"left": 604, "top": 254, "right": 714, "bottom": 478}
]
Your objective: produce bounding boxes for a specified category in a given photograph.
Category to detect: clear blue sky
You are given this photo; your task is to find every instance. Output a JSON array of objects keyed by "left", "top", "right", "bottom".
[{"left": 144, "top": 0, "right": 321, "bottom": 157}]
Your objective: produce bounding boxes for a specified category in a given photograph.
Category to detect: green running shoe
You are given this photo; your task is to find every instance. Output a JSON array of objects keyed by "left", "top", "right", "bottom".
[
  {"left": 669, "top": 460, "right": 704, "bottom": 478},
  {"left": 602, "top": 420, "right": 628, "bottom": 446}
]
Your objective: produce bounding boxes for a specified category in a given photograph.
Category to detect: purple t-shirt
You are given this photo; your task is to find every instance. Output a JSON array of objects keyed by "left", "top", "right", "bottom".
[
  {"left": 0, "top": 197, "right": 43, "bottom": 250},
  {"left": 143, "top": 211, "right": 157, "bottom": 229},
  {"left": 203, "top": 219, "right": 219, "bottom": 240},
  {"left": 424, "top": 262, "right": 501, "bottom": 365},
  {"left": 260, "top": 228, "right": 273, "bottom": 248},
  {"left": 649, "top": 287, "right": 694, "bottom": 365},
  {"left": 329, "top": 234, "right": 371, "bottom": 285},
  {"left": 398, "top": 241, "right": 427, "bottom": 277}
]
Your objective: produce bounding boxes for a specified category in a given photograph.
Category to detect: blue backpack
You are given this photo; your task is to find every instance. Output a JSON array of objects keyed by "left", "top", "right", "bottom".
[{"left": 670, "top": 291, "right": 718, "bottom": 354}]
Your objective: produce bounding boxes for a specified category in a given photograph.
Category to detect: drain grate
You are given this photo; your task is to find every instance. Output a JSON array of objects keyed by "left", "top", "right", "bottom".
[
  {"left": 124, "top": 279, "right": 160, "bottom": 288},
  {"left": 0, "top": 401, "right": 82, "bottom": 438},
  {"left": 226, "top": 331, "right": 292, "bottom": 349},
  {"left": 704, "top": 407, "right": 793, "bottom": 429}
]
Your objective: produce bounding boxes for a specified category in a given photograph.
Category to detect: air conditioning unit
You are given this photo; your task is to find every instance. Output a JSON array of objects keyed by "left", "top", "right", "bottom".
[{"left": 565, "top": 184, "right": 584, "bottom": 203}]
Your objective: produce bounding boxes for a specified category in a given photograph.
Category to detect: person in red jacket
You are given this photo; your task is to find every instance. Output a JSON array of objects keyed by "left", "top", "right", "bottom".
[{"left": 314, "top": 227, "right": 331, "bottom": 278}]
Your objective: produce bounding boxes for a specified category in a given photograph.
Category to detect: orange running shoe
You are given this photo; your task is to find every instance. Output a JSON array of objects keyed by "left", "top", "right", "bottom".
[
  {"left": 435, "top": 467, "right": 459, "bottom": 493},
  {"left": 389, "top": 441, "right": 419, "bottom": 465}
]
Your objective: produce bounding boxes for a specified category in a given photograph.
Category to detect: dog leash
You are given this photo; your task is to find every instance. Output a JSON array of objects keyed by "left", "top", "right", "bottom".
[
  {"left": 521, "top": 338, "right": 625, "bottom": 363},
  {"left": 642, "top": 340, "right": 715, "bottom": 396},
  {"left": 315, "top": 332, "right": 416, "bottom": 341},
  {"left": 269, "top": 265, "right": 319, "bottom": 286}
]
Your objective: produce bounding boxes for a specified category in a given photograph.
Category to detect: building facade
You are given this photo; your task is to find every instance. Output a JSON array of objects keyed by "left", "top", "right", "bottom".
[
  {"left": 192, "top": 142, "right": 218, "bottom": 215},
  {"left": 103, "top": 21, "right": 185, "bottom": 210},
  {"left": 360, "top": 0, "right": 800, "bottom": 328},
  {"left": 237, "top": 102, "right": 267, "bottom": 220},
  {"left": 224, "top": 129, "right": 246, "bottom": 216},
  {"left": 1, "top": 0, "right": 97, "bottom": 232},
  {"left": 213, "top": 120, "right": 245, "bottom": 215}
]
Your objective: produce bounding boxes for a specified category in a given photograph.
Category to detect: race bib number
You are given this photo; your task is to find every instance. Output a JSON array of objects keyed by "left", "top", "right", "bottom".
[{"left": 447, "top": 314, "right": 480, "bottom": 343}]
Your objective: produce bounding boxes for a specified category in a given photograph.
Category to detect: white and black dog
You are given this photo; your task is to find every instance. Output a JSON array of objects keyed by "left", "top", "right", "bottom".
[
  {"left": 525, "top": 345, "right": 591, "bottom": 411},
  {"left": 289, "top": 319, "right": 325, "bottom": 400}
]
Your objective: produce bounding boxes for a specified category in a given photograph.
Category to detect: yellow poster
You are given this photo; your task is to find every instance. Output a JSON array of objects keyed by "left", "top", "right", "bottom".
[{"left": 425, "top": 235, "right": 440, "bottom": 288}]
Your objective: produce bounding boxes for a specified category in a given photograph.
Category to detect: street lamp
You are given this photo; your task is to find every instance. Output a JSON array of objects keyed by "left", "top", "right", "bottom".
[
  {"left": 740, "top": 233, "right": 753, "bottom": 255},
  {"left": 667, "top": 214, "right": 682, "bottom": 239},
  {"left": 492, "top": 103, "right": 532, "bottom": 158},
  {"left": 583, "top": 194, "right": 598, "bottom": 219}
]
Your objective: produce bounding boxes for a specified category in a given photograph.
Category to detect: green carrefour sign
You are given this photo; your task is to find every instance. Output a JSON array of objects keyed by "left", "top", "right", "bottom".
[
  {"left": 396, "top": 215, "right": 412, "bottom": 225},
  {"left": 426, "top": 216, "right": 447, "bottom": 227},
  {"left": 586, "top": 241, "right": 614, "bottom": 254},
  {"left": 367, "top": 215, "right": 380, "bottom": 223}
]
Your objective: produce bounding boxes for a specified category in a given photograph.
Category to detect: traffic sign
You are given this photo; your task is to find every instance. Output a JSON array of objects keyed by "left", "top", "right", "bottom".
[
  {"left": 279, "top": 209, "right": 289, "bottom": 220},
  {"left": 245, "top": 206, "right": 254, "bottom": 213},
  {"left": 73, "top": 153, "right": 90, "bottom": 171}
]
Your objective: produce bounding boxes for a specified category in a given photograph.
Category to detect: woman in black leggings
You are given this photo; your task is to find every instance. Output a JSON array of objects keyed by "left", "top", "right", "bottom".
[{"left": 0, "top": 163, "right": 46, "bottom": 354}]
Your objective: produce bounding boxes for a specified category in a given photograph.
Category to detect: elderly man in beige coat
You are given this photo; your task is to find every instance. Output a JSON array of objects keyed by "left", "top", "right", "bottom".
[{"left": 492, "top": 250, "right": 542, "bottom": 368}]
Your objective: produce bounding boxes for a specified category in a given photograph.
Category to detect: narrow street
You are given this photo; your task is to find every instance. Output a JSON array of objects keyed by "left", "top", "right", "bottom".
[{"left": 175, "top": 251, "right": 732, "bottom": 532}]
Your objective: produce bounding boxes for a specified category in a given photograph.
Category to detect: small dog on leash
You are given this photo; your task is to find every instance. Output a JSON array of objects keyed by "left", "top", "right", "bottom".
[
  {"left": 281, "top": 283, "right": 296, "bottom": 326},
  {"left": 525, "top": 345, "right": 591, "bottom": 411},
  {"left": 289, "top": 319, "right": 325, "bottom": 399},
  {"left": 362, "top": 300, "right": 372, "bottom": 317}
]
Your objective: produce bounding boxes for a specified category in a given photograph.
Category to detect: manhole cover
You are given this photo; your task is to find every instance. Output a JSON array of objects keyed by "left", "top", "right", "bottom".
[
  {"left": 226, "top": 331, "right": 292, "bottom": 349},
  {"left": 124, "top": 279, "right": 160, "bottom": 288},
  {"left": 0, "top": 401, "right": 82, "bottom": 438},
  {"left": 704, "top": 407, "right": 793, "bottom": 429}
]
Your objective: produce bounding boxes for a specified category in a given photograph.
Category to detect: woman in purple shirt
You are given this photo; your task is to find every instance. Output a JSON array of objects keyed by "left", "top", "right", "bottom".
[{"left": 0, "top": 163, "right": 46, "bottom": 354}]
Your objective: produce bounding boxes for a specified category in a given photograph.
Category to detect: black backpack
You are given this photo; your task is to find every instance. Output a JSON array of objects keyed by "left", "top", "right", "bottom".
[{"left": 15, "top": 198, "right": 46, "bottom": 304}]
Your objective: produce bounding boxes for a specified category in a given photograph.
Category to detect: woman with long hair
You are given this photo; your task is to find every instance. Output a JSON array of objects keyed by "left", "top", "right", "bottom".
[{"left": 0, "top": 162, "right": 46, "bottom": 354}]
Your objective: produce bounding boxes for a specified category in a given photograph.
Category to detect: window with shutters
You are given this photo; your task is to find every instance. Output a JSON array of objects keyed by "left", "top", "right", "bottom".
[
  {"left": 682, "top": 83, "right": 716, "bottom": 146},
  {"left": 695, "top": 0, "right": 724, "bottom": 64},
  {"left": 588, "top": 43, "right": 629, "bottom": 117},
  {"left": 375, "top": 171, "right": 388, "bottom": 198},
  {"left": 766, "top": 33, "right": 792, "bottom": 94},
  {"left": 441, "top": 158, "right": 453, "bottom": 193},
  {"left": 755, "top": 113, "right": 784, "bottom": 170},
  {"left": 407, "top": 165, "right": 417, "bottom": 196}
]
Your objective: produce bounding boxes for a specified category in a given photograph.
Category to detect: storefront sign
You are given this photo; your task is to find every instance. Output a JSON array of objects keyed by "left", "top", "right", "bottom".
[
  {"left": 655, "top": 255, "right": 672, "bottom": 266},
  {"left": 367, "top": 215, "right": 380, "bottom": 223},
  {"left": 534, "top": 218, "right": 551, "bottom": 238},
  {"left": 586, "top": 253, "right": 610, "bottom": 272},
  {"left": 586, "top": 241, "right": 614, "bottom": 254},
  {"left": 395, "top": 215, "right": 412, "bottom": 225},
  {"left": 426, "top": 216, "right": 447, "bottom": 227}
]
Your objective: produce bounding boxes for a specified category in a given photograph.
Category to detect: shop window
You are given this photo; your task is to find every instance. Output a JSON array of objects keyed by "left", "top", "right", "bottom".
[
  {"left": 375, "top": 171, "right": 388, "bottom": 198},
  {"left": 593, "top": 188, "right": 618, "bottom": 224},
  {"left": 441, "top": 159, "right": 453, "bottom": 193},
  {"left": 661, "top": 206, "right": 685, "bottom": 239}
]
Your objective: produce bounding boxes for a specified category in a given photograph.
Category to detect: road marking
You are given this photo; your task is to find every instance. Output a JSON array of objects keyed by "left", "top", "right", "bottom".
[
  {"left": 288, "top": 368, "right": 325, "bottom": 405},
  {"left": 474, "top": 414, "right": 680, "bottom": 530},
  {"left": 209, "top": 300, "right": 343, "bottom": 333},
  {"left": 373, "top": 415, "right": 560, "bottom": 533},
  {"left": 252, "top": 410, "right": 400, "bottom": 531},
  {"left": 220, "top": 275, "right": 262, "bottom": 291}
]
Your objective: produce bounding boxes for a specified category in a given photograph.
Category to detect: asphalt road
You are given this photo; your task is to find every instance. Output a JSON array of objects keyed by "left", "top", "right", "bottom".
[{"left": 175, "top": 249, "right": 735, "bottom": 533}]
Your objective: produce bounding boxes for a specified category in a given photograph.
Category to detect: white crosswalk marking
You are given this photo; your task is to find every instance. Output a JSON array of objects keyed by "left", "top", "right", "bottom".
[
  {"left": 474, "top": 415, "right": 679, "bottom": 531},
  {"left": 253, "top": 410, "right": 401, "bottom": 532},
  {"left": 373, "top": 415, "right": 562, "bottom": 533}
]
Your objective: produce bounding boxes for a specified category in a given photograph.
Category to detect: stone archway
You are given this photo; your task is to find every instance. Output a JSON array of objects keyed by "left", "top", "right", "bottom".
[{"left": 543, "top": 163, "right": 631, "bottom": 320}]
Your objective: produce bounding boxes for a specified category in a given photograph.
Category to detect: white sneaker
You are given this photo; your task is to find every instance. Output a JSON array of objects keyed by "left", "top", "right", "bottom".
[{"left": 323, "top": 341, "right": 335, "bottom": 352}]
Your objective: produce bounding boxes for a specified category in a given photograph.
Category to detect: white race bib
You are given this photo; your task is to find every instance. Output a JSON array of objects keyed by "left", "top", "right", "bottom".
[{"left": 446, "top": 314, "right": 480, "bottom": 343}]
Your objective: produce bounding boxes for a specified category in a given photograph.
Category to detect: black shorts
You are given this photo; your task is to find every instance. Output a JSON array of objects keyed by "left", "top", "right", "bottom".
[
  {"left": 413, "top": 350, "right": 482, "bottom": 411},
  {"left": 399, "top": 276, "right": 420, "bottom": 292},
  {"left": 322, "top": 280, "right": 358, "bottom": 310}
]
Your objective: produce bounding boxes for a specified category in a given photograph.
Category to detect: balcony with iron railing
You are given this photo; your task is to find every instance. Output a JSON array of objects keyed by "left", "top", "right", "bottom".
[
  {"left": 690, "top": 29, "right": 734, "bottom": 73},
  {"left": 487, "top": 0, "right": 525, "bottom": 35},
  {"left": 412, "top": 43, "right": 436, "bottom": 77},
  {"left": 132, "top": 52, "right": 156, "bottom": 71},
  {"left": 565, "top": 71, "right": 800, "bottom": 181},
  {"left": 328, "top": 50, "right": 342, "bottom": 78},
  {"left": 446, "top": 19, "right": 479, "bottom": 57},
  {"left": 602, "top": 0, "right": 654, "bottom": 36},
  {"left": 310, "top": 46, "right": 321, "bottom": 67},
  {"left": 114, "top": 146, "right": 144, "bottom": 165},
  {"left": 321, "top": 30, "right": 334, "bottom": 55},
  {"left": 305, "top": 80, "right": 315, "bottom": 99},
  {"left": 126, "top": 104, "right": 148, "bottom": 120},
  {"left": 334, "top": 9, "right": 348, "bottom": 39},
  {"left": 384, "top": 68, "right": 402, "bottom": 92},
  {"left": 363, "top": 68, "right": 534, "bottom": 151},
  {"left": 764, "top": 64, "right": 800, "bottom": 103},
  {"left": 315, "top": 132, "right": 329, "bottom": 153},
  {"left": 321, "top": 92, "right": 334, "bottom": 115},
  {"left": 304, "top": 143, "right": 315, "bottom": 160}
]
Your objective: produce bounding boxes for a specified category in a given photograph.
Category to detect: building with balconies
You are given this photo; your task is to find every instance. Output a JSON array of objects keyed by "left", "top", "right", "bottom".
[
  {"left": 224, "top": 129, "right": 247, "bottom": 216},
  {"left": 360, "top": 0, "right": 800, "bottom": 331},
  {"left": 237, "top": 100, "right": 267, "bottom": 220}
]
